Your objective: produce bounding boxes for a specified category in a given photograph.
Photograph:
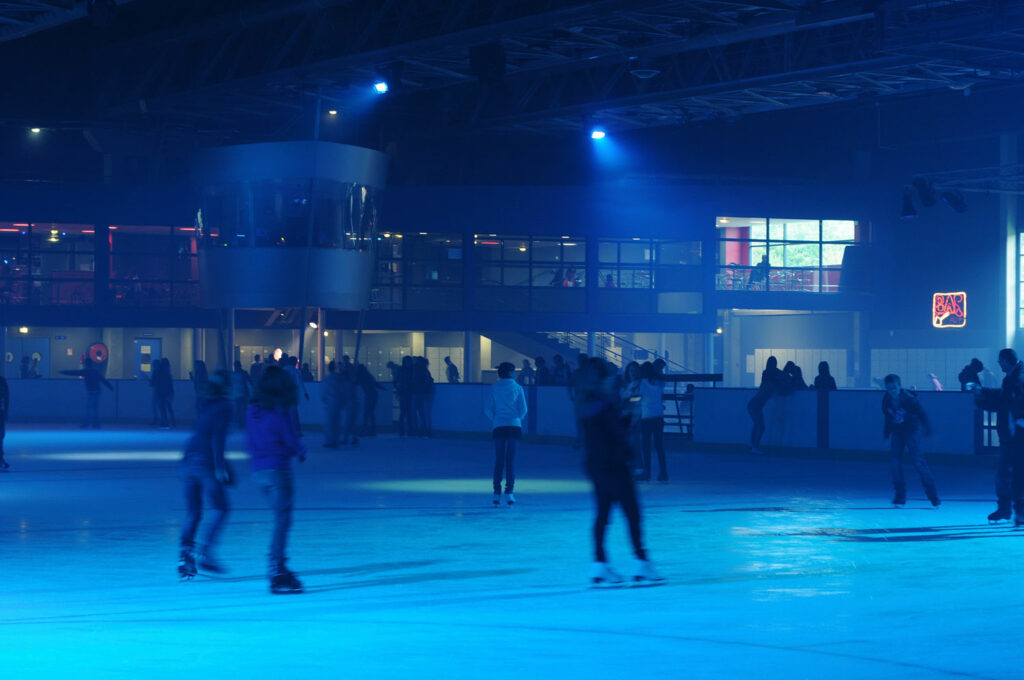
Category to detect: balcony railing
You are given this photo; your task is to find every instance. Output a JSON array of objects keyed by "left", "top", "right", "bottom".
[{"left": 715, "top": 266, "right": 840, "bottom": 293}]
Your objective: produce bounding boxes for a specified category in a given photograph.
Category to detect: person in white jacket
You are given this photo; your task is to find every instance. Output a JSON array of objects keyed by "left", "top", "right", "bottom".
[
  {"left": 638, "top": 362, "right": 667, "bottom": 482},
  {"left": 485, "top": 362, "right": 528, "bottom": 506}
]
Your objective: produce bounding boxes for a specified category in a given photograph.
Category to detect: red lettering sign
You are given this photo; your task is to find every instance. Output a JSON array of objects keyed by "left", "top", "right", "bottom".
[{"left": 933, "top": 291, "right": 966, "bottom": 328}]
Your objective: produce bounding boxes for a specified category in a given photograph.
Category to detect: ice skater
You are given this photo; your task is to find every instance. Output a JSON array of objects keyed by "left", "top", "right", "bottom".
[
  {"left": 579, "top": 358, "right": 663, "bottom": 587},
  {"left": 971, "top": 348, "right": 1024, "bottom": 523},
  {"left": 247, "top": 365, "right": 306, "bottom": 594},
  {"left": 882, "top": 374, "right": 940, "bottom": 508},
  {"left": 747, "top": 356, "right": 782, "bottom": 454},
  {"left": 484, "top": 362, "right": 528, "bottom": 506},
  {"left": 60, "top": 359, "right": 114, "bottom": 428},
  {"left": 177, "top": 370, "right": 234, "bottom": 580}
]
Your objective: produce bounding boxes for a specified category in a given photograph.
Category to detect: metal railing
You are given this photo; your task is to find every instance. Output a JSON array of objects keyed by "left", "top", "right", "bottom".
[{"left": 544, "top": 331, "right": 695, "bottom": 373}]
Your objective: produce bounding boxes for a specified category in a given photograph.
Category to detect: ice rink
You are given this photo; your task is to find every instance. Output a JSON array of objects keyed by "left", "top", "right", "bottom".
[{"left": 2, "top": 425, "right": 1021, "bottom": 679}]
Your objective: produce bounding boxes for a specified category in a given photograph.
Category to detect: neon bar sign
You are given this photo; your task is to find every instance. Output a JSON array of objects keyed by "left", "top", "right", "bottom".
[{"left": 933, "top": 291, "right": 966, "bottom": 328}]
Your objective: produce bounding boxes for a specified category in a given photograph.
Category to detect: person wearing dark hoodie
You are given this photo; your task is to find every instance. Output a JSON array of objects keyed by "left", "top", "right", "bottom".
[
  {"left": 747, "top": 356, "right": 782, "bottom": 454},
  {"left": 580, "top": 358, "right": 663, "bottom": 588},
  {"left": 971, "top": 348, "right": 1024, "bottom": 523},
  {"left": 959, "top": 358, "right": 984, "bottom": 392},
  {"left": 152, "top": 358, "right": 176, "bottom": 429},
  {"left": 356, "top": 363, "right": 385, "bottom": 437},
  {"left": 60, "top": 358, "right": 114, "bottom": 428},
  {"left": 782, "top": 361, "right": 808, "bottom": 391},
  {"left": 177, "top": 369, "right": 234, "bottom": 580},
  {"left": 813, "top": 361, "right": 837, "bottom": 391},
  {"left": 484, "top": 362, "right": 528, "bottom": 506},
  {"left": 247, "top": 365, "right": 306, "bottom": 594},
  {"left": 882, "top": 374, "right": 939, "bottom": 508}
]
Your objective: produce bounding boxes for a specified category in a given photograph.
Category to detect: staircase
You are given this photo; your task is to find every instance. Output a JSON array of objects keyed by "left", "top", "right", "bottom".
[{"left": 543, "top": 332, "right": 694, "bottom": 374}]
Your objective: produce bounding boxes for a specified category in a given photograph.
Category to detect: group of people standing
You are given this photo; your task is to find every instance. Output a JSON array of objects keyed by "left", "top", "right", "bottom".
[
  {"left": 747, "top": 358, "right": 837, "bottom": 454},
  {"left": 517, "top": 354, "right": 576, "bottom": 386},
  {"left": 386, "top": 356, "right": 436, "bottom": 438},
  {"left": 322, "top": 358, "right": 385, "bottom": 448}
]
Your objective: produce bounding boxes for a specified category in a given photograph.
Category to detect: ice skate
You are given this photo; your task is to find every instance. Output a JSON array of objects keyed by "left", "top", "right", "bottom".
[
  {"left": 506, "top": 492, "right": 516, "bottom": 506},
  {"left": 177, "top": 549, "right": 197, "bottom": 581},
  {"left": 269, "top": 564, "right": 303, "bottom": 594},
  {"left": 892, "top": 494, "right": 906, "bottom": 508},
  {"left": 631, "top": 558, "right": 666, "bottom": 586},
  {"left": 1015, "top": 515, "right": 1024, "bottom": 529},
  {"left": 988, "top": 506, "right": 1012, "bottom": 523},
  {"left": 929, "top": 497, "right": 941, "bottom": 508},
  {"left": 589, "top": 562, "right": 624, "bottom": 588},
  {"left": 0, "top": 456, "right": 9, "bottom": 470},
  {"left": 196, "top": 548, "right": 227, "bottom": 575},
  {"left": 493, "top": 493, "right": 501, "bottom": 506}
]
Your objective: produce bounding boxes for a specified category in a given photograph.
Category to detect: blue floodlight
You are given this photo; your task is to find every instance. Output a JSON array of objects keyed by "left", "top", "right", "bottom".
[
  {"left": 373, "top": 81, "right": 389, "bottom": 94},
  {"left": 590, "top": 128, "right": 606, "bottom": 140}
]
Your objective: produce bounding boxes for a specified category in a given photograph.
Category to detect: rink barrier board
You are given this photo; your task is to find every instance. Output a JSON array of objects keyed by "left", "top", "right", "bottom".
[{"left": 1, "top": 380, "right": 981, "bottom": 456}]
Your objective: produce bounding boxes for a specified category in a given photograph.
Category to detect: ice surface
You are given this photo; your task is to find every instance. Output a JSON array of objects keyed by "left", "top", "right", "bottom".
[{"left": 0, "top": 426, "right": 1019, "bottom": 679}]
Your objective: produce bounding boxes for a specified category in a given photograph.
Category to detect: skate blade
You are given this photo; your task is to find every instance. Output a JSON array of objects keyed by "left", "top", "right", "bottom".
[
  {"left": 629, "top": 578, "right": 667, "bottom": 588},
  {"left": 589, "top": 581, "right": 626, "bottom": 590}
]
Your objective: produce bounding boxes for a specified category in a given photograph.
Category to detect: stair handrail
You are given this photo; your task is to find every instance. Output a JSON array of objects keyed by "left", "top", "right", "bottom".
[{"left": 541, "top": 331, "right": 696, "bottom": 374}]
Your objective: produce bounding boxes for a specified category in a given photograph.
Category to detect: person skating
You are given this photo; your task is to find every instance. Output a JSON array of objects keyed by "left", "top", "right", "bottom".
[
  {"left": 484, "top": 362, "right": 527, "bottom": 506},
  {"left": 882, "top": 374, "right": 940, "bottom": 508},
  {"left": 247, "top": 365, "right": 307, "bottom": 594},
  {"left": 60, "top": 359, "right": 114, "bottom": 428},
  {"left": 971, "top": 348, "right": 1024, "bottom": 523},
  {"left": 177, "top": 370, "right": 234, "bottom": 580},
  {"left": 579, "top": 358, "right": 663, "bottom": 587}
]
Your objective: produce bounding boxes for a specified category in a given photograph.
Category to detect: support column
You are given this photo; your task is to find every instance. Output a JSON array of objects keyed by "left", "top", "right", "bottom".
[
  {"left": 464, "top": 331, "right": 477, "bottom": 383},
  {"left": 192, "top": 328, "right": 202, "bottom": 365},
  {"left": 586, "top": 331, "right": 595, "bottom": 357},
  {"left": 706, "top": 332, "right": 714, "bottom": 376},
  {"left": 316, "top": 308, "right": 325, "bottom": 381},
  {"left": 227, "top": 308, "right": 235, "bottom": 369},
  {"left": 1002, "top": 133, "right": 1019, "bottom": 350}
]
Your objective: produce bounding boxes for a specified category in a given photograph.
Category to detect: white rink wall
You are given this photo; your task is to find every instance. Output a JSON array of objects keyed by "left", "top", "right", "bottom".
[
  {"left": 6, "top": 380, "right": 981, "bottom": 454},
  {"left": 694, "top": 387, "right": 978, "bottom": 455}
]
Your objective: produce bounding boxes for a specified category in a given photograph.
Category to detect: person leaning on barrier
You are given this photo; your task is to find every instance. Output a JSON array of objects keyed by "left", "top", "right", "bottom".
[{"left": 970, "top": 348, "right": 1024, "bottom": 524}]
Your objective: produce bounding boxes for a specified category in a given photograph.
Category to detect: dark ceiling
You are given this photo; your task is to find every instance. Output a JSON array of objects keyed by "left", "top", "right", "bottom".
[{"left": 2, "top": 0, "right": 1024, "bottom": 185}]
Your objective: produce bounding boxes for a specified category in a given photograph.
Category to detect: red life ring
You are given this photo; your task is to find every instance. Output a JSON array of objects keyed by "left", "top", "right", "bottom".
[{"left": 88, "top": 343, "right": 109, "bottom": 364}]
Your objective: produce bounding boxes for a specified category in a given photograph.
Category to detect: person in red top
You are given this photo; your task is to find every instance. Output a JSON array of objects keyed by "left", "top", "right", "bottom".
[{"left": 247, "top": 365, "right": 307, "bottom": 594}]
